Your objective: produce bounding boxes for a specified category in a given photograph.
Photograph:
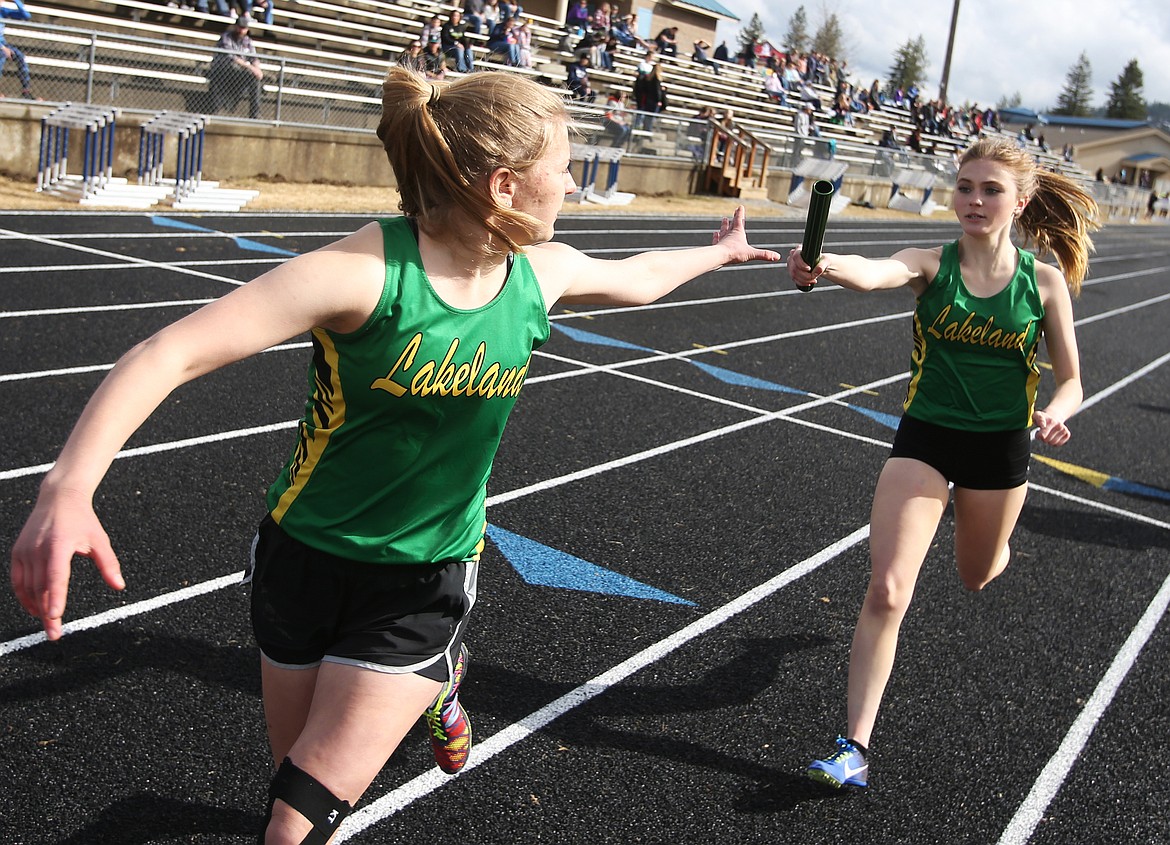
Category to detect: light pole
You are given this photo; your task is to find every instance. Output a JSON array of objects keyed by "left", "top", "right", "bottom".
[{"left": 939, "top": 0, "right": 961, "bottom": 104}]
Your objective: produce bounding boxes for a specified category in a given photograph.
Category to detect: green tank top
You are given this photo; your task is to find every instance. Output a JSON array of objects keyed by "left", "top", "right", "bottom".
[
  {"left": 266, "top": 217, "right": 551, "bottom": 564},
  {"left": 904, "top": 241, "right": 1044, "bottom": 431}
]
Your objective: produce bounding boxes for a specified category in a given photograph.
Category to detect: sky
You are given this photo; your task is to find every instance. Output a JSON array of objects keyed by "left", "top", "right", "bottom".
[{"left": 713, "top": 0, "right": 1170, "bottom": 111}]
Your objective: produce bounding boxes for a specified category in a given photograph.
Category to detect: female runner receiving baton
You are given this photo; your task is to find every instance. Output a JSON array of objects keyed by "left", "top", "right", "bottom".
[{"left": 786, "top": 137, "right": 1098, "bottom": 789}]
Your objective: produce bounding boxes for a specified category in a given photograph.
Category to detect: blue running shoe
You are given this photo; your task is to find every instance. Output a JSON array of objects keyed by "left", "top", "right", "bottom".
[{"left": 807, "top": 736, "right": 868, "bottom": 788}]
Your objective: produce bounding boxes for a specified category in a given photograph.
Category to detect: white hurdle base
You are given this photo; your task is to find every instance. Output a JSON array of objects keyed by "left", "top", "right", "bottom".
[
  {"left": 166, "top": 180, "right": 260, "bottom": 212},
  {"left": 584, "top": 190, "right": 636, "bottom": 206},
  {"left": 40, "top": 175, "right": 171, "bottom": 209}
]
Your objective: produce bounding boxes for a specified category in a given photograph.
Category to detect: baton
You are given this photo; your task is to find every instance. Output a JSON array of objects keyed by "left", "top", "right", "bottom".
[{"left": 797, "top": 179, "right": 836, "bottom": 292}]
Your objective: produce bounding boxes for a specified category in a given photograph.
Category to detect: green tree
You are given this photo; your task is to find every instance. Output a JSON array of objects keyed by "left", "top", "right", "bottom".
[
  {"left": 996, "top": 91, "right": 1023, "bottom": 110},
  {"left": 784, "top": 5, "right": 809, "bottom": 53},
  {"left": 887, "top": 36, "right": 928, "bottom": 95},
  {"left": 1052, "top": 52, "right": 1093, "bottom": 116},
  {"left": 736, "top": 13, "right": 766, "bottom": 59},
  {"left": 1105, "top": 59, "right": 1147, "bottom": 119},
  {"left": 811, "top": 12, "right": 844, "bottom": 59}
]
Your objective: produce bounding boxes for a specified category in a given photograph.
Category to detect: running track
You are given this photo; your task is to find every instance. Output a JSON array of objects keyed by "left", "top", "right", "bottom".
[{"left": 1, "top": 210, "right": 1167, "bottom": 844}]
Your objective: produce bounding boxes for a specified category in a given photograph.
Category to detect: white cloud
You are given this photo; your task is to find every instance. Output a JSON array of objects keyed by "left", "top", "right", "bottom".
[{"left": 715, "top": 0, "right": 1169, "bottom": 110}]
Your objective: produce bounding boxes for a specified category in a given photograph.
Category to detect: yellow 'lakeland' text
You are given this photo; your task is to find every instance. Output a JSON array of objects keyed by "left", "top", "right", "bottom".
[
  {"left": 370, "top": 333, "right": 529, "bottom": 398},
  {"left": 926, "top": 306, "right": 1030, "bottom": 351}
]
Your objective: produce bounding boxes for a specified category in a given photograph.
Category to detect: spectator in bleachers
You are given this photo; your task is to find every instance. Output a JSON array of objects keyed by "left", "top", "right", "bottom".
[
  {"left": 498, "top": 0, "right": 523, "bottom": 22},
  {"left": 632, "top": 57, "right": 664, "bottom": 130},
  {"left": 480, "top": 0, "right": 501, "bottom": 34},
  {"left": 441, "top": 10, "right": 475, "bottom": 74},
  {"left": 692, "top": 39, "right": 720, "bottom": 75},
  {"left": 0, "top": 0, "right": 36, "bottom": 100},
  {"left": 565, "top": 50, "right": 595, "bottom": 101},
  {"left": 713, "top": 40, "right": 729, "bottom": 62},
  {"left": 565, "top": 0, "right": 591, "bottom": 30},
  {"left": 577, "top": 28, "right": 609, "bottom": 70},
  {"left": 462, "top": 0, "right": 486, "bottom": 34},
  {"left": 208, "top": 14, "right": 263, "bottom": 119},
  {"left": 487, "top": 15, "right": 521, "bottom": 66},
  {"left": 654, "top": 26, "right": 678, "bottom": 56},
  {"left": 195, "top": 0, "right": 236, "bottom": 18},
  {"left": 602, "top": 89, "right": 631, "bottom": 146},
  {"left": 868, "top": 79, "right": 883, "bottom": 110},
  {"left": 513, "top": 19, "right": 534, "bottom": 68},
  {"left": 795, "top": 102, "right": 822, "bottom": 138},
  {"left": 249, "top": 0, "right": 273, "bottom": 25},
  {"left": 831, "top": 87, "right": 854, "bottom": 127},
  {"left": 763, "top": 69, "right": 786, "bottom": 106},
  {"left": 397, "top": 40, "right": 427, "bottom": 74},
  {"left": 423, "top": 39, "right": 447, "bottom": 80},
  {"left": 421, "top": 15, "right": 443, "bottom": 49},
  {"left": 610, "top": 13, "right": 645, "bottom": 49},
  {"left": 737, "top": 39, "right": 757, "bottom": 68},
  {"left": 878, "top": 127, "right": 902, "bottom": 150},
  {"left": 781, "top": 58, "right": 801, "bottom": 92},
  {"left": 686, "top": 104, "right": 715, "bottom": 159},
  {"left": 591, "top": 1, "right": 611, "bottom": 33}
]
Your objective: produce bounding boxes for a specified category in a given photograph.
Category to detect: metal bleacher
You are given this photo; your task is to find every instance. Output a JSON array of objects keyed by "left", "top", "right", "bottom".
[{"left": 9, "top": 0, "right": 1095, "bottom": 203}]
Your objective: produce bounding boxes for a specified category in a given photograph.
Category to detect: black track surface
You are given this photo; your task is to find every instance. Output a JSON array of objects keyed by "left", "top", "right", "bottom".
[{"left": 1, "top": 210, "right": 1167, "bottom": 845}]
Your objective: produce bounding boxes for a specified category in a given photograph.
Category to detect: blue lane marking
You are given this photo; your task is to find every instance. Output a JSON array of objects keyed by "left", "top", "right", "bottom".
[
  {"left": 232, "top": 237, "right": 299, "bottom": 257},
  {"left": 689, "top": 359, "right": 808, "bottom": 396},
  {"left": 553, "top": 323, "right": 901, "bottom": 430},
  {"left": 486, "top": 524, "right": 696, "bottom": 606},
  {"left": 1103, "top": 477, "right": 1170, "bottom": 502},
  {"left": 552, "top": 323, "right": 654, "bottom": 351},
  {"left": 151, "top": 215, "right": 299, "bottom": 257},
  {"left": 150, "top": 215, "right": 211, "bottom": 233},
  {"left": 845, "top": 404, "right": 901, "bottom": 430}
]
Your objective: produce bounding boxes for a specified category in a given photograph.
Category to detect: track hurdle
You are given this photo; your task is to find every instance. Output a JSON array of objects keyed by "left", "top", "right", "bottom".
[
  {"left": 888, "top": 168, "right": 939, "bottom": 215},
  {"left": 787, "top": 158, "right": 850, "bottom": 212},
  {"left": 567, "top": 144, "right": 635, "bottom": 206},
  {"left": 36, "top": 103, "right": 118, "bottom": 199},
  {"left": 138, "top": 111, "right": 207, "bottom": 201},
  {"left": 138, "top": 112, "right": 257, "bottom": 211}
]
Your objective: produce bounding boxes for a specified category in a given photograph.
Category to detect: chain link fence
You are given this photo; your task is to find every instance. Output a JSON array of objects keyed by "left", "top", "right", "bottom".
[{"left": 4, "top": 20, "right": 387, "bottom": 131}]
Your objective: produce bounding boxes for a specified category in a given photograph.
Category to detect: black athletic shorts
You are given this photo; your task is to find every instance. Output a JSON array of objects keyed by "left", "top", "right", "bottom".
[
  {"left": 245, "top": 515, "right": 476, "bottom": 681},
  {"left": 889, "top": 414, "right": 1030, "bottom": 490}
]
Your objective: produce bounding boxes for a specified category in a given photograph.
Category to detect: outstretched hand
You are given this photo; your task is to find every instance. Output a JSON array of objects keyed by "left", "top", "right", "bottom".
[
  {"left": 1032, "top": 410, "right": 1071, "bottom": 446},
  {"left": 10, "top": 488, "right": 124, "bottom": 641},
  {"left": 712, "top": 207, "right": 783, "bottom": 265}
]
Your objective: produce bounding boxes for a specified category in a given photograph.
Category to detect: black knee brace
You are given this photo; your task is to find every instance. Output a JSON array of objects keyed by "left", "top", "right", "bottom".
[{"left": 260, "top": 757, "right": 353, "bottom": 845}]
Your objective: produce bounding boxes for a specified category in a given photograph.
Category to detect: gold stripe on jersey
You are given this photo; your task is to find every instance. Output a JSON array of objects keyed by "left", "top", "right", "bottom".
[
  {"left": 903, "top": 311, "right": 927, "bottom": 411},
  {"left": 271, "top": 328, "right": 345, "bottom": 523}
]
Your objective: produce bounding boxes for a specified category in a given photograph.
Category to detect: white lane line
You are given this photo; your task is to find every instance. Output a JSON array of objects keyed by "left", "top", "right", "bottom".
[
  {"left": 0, "top": 571, "right": 244, "bottom": 657},
  {"left": 0, "top": 227, "right": 249, "bottom": 287},
  {"left": 997, "top": 568, "right": 1170, "bottom": 845},
  {"left": 336, "top": 525, "right": 873, "bottom": 837}
]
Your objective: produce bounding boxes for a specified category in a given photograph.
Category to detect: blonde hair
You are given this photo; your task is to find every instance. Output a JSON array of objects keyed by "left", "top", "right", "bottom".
[
  {"left": 959, "top": 137, "right": 1100, "bottom": 295},
  {"left": 376, "top": 67, "right": 570, "bottom": 255}
]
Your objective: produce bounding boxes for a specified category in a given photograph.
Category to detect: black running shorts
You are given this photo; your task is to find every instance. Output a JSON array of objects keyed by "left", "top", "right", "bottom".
[
  {"left": 246, "top": 515, "right": 476, "bottom": 681},
  {"left": 889, "top": 414, "right": 1030, "bottom": 490}
]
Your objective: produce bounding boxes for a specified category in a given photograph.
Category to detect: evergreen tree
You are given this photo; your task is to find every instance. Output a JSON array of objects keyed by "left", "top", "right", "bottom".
[
  {"left": 996, "top": 91, "right": 1022, "bottom": 110},
  {"left": 784, "top": 6, "right": 809, "bottom": 53},
  {"left": 1052, "top": 52, "right": 1093, "bottom": 116},
  {"left": 736, "top": 12, "right": 766, "bottom": 59},
  {"left": 1105, "top": 59, "right": 1147, "bottom": 119},
  {"left": 887, "top": 36, "right": 928, "bottom": 95},
  {"left": 811, "top": 12, "right": 844, "bottom": 59}
]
